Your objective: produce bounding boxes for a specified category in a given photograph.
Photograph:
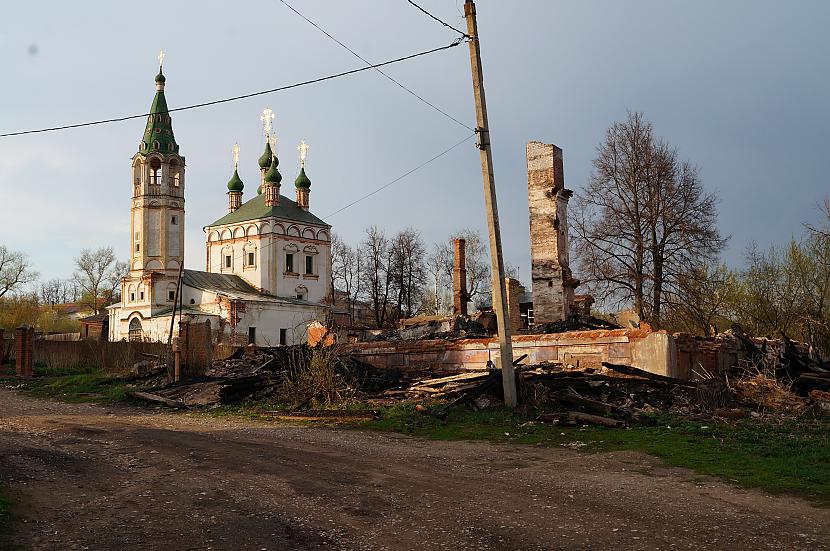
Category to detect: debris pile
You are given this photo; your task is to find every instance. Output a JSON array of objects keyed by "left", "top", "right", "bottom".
[
  {"left": 131, "top": 344, "right": 401, "bottom": 408},
  {"left": 372, "top": 315, "right": 490, "bottom": 342}
]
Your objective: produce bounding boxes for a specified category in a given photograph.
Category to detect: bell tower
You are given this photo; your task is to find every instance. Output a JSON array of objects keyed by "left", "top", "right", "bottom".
[{"left": 124, "top": 52, "right": 186, "bottom": 311}]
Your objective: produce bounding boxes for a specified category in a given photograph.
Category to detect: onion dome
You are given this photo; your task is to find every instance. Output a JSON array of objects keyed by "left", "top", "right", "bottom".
[
  {"left": 258, "top": 141, "right": 273, "bottom": 169},
  {"left": 264, "top": 155, "right": 282, "bottom": 184},
  {"left": 294, "top": 167, "right": 311, "bottom": 189},
  {"left": 227, "top": 169, "right": 244, "bottom": 192},
  {"left": 155, "top": 70, "right": 166, "bottom": 84}
]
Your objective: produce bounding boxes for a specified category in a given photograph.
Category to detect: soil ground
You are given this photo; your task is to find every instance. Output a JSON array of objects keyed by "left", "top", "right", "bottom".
[{"left": 1, "top": 388, "right": 828, "bottom": 550}]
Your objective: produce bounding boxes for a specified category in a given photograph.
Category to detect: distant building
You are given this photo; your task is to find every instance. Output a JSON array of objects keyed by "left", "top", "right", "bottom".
[{"left": 108, "top": 61, "right": 329, "bottom": 345}]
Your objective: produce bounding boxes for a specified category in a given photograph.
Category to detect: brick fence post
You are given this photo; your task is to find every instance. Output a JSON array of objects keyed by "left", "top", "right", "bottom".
[{"left": 15, "top": 325, "right": 33, "bottom": 377}]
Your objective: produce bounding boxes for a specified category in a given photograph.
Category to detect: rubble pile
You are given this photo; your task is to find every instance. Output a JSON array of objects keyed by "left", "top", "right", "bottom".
[
  {"left": 131, "top": 344, "right": 402, "bottom": 408},
  {"left": 527, "top": 315, "right": 622, "bottom": 335},
  {"left": 371, "top": 316, "right": 490, "bottom": 342}
]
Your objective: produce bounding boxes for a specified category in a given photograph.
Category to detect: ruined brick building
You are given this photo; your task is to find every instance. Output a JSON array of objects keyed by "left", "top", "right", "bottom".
[{"left": 107, "top": 62, "right": 329, "bottom": 345}]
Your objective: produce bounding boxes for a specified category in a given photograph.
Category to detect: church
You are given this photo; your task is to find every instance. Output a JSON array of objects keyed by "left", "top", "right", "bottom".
[{"left": 107, "top": 58, "right": 331, "bottom": 345}]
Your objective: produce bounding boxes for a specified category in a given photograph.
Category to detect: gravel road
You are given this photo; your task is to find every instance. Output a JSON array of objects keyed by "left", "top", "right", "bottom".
[{"left": 0, "top": 388, "right": 827, "bottom": 550}]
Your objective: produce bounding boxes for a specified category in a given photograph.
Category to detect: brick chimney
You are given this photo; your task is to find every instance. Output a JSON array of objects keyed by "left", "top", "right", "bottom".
[{"left": 453, "top": 238, "right": 468, "bottom": 316}]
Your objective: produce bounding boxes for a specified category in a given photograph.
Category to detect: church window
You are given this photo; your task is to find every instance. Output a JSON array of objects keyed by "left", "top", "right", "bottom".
[
  {"left": 140, "top": 291, "right": 145, "bottom": 300},
  {"left": 296, "top": 294, "right": 303, "bottom": 300},
  {"left": 305, "top": 255, "right": 314, "bottom": 275},
  {"left": 285, "top": 253, "right": 294, "bottom": 273},
  {"left": 135, "top": 243, "right": 140, "bottom": 253},
  {"left": 225, "top": 255, "right": 232, "bottom": 269},
  {"left": 130, "top": 292, "right": 135, "bottom": 302},
  {"left": 149, "top": 158, "right": 161, "bottom": 185},
  {"left": 171, "top": 215, "right": 178, "bottom": 225},
  {"left": 247, "top": 252, "right": 255, "bottom": 266}
]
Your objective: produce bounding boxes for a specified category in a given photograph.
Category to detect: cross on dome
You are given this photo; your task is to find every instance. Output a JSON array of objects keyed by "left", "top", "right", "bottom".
[
  {"left": 260, "top": 108, "right": 274, "bottom": 140},
  {"left": 298, "top": 140, "right": 309, "bottom": 167},
  {"left": 157, "top": 50, "right": 165, "bottom": 69},
  {"left": 232, "top": 143, "right": 240, "bottom": 170}
]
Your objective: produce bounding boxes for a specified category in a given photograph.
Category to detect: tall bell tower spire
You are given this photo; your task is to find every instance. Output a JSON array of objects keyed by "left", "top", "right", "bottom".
[{"left": 123, "top": 52, "right": 187, "bottom": 314}]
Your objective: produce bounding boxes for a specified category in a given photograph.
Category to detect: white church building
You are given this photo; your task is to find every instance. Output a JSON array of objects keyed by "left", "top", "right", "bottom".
[{"left": 107, "top": 60, "right": 330, "bottom": 346}]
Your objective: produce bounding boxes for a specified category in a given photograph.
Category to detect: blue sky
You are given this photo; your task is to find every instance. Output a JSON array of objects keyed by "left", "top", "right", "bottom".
[{"left": 1, "top": 0, "right": 828, "bottom": 286}]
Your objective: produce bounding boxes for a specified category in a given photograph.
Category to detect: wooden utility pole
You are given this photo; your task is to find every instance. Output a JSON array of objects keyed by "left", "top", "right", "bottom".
[{"left": 464, "top": 0, "right": 517, "bottom": 408}]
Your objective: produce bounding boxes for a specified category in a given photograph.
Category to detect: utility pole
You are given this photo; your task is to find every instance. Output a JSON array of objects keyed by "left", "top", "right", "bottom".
[{"left": 464, "top": 0, "right": 517, "bottom": 408}]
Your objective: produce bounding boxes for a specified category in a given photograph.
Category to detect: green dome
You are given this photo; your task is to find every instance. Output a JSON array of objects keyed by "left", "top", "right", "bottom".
[
  {"left": 155, "top": 71, "right": 166, "bottom": 84},
  {"left": 294, "top": 167, "right": 311, "bottom": 189},
  {"left": 264, "top": 155, "right": 282, "bottom": 184},
  {"left": 227, "top": 169, "right": 244, "bottom": 192},
  {"left": 258, "top": 142, "right": 273, "bottom": 169}
]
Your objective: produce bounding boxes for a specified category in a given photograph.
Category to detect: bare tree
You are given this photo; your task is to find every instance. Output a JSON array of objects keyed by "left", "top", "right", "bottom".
[
  {"left": 331, "top": 233, "right": 362, "bottom": 325},
  {"left": 0, "top": 245, "right": 37, "bottom": 299},
  {"left": 572, "top": 112, "right": 726, "bottom": 327},
  {"left": 388, "top": 227, "right": 427, "bottom": 321},
  {"left": 424, "top": 243, "right": 451, "bottom": 315},
  {"left": 74, "top": 247, "right": 120, "bottom": 314},
  {"left": 361, "top": 226, "right": 392, "bottom": 328}
]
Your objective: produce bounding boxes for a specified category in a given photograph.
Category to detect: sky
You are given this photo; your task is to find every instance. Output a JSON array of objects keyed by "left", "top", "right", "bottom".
[{"left": 1, "top": 0, "right": 828, "bottom": 287}]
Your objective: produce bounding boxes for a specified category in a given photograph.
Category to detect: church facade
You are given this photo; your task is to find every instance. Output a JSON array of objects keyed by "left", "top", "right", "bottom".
[{"left": 107, "top": 62, "right": 330, "bottom": 346}]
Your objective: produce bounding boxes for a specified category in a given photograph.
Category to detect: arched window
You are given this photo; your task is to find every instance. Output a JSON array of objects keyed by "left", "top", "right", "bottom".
[
  {"left": 149, "top": 158, "right": 161, "bottom": 186},
  {"left": 169, "top": 160, "right": 180, "bottom": 188},
  {"left": 128, "top": 318, "right": 143, "bottom": 342}
]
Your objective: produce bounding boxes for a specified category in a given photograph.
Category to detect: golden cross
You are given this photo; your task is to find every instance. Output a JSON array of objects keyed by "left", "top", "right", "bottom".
[
  {"left": 260, "top": 108, "right": 274, "bottom": 140},
  {"left": 232, "top": 143, "right": 240, "bottom": 170},
  {"left": 298, "top": 140, "right": 309, "bottom": 167},
  {"left": 157, "top": 50, "right": 165, "bottom": 69}
]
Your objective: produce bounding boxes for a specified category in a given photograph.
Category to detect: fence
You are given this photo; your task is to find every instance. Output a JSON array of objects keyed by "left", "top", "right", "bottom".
[{"left": 1, "top": 337, "right": 169, "bottom": 373}]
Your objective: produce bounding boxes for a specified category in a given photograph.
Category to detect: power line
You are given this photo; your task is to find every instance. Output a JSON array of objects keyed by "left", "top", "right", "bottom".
[
  {"left": 206, "top": 132, "right": 475, "bottom": 272},
  {"left": 324, "top": 132, "right": 475, "bottom": 218},
  {"left": 275, "top": 0, "right": 473, "bottom": 131},
  {"left": 0, "top": 41, "right": 463, "bottom": 138},
  {"left": 405, "top": 0, "right": 469, "bottom": 38}
]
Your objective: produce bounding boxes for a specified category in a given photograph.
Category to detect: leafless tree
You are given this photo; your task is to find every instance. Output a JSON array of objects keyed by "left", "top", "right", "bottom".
[
  {"left": 331, "top": 233, "right": 362, "bottom": 325},
  {"left": 39, "top": 278, "right": 65, "bottom": 306},
  {"left": 424, "top": 243, "right": 451, "bottom": 315},
  {"left": 571, "top": 112, "right": 726, "bottom": 327},
  {"left": 388, "top": 227, "right": 427, "bottom": 321},
  {"left": 0, "top": 245, "right": 37, "bottom": 299},
  {"left": 74, "top": 247, "right": 120, "bottom": 314},
  {"left": 361, "top": 226, "right": 393, "bottom": 328}
]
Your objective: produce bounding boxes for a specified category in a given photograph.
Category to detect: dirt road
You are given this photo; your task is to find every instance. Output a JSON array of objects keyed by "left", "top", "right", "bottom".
[{"left": 0, "top": 388, "right": 828, "bottom": 550}]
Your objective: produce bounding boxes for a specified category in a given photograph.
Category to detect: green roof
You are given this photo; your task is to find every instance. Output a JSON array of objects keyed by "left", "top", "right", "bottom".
[
  {"left": 227, "top": 169, "right": 244, "bottom": 192},
  {"left": 294, "top": 167, "right": 311, "bottom": 189},
  {"left": 141, "top": 71, "right": 178, "bottom": 154},
  {"left": 258, "top": 142, "right": 273, "bottom": 168},
  {"left": 264, "top": 155, "right": 282, "bottom": 183},
  {"left": 207, "top": 191, "right": 328, "bottom": 227}
]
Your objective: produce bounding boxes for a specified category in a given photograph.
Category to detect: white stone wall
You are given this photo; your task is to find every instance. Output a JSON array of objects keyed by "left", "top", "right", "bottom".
[{"left": 205, "top": 219, "right": 331, "bottom": 303}]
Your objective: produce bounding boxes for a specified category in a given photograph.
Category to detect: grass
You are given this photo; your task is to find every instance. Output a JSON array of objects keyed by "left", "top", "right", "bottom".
[
  {"left": 0, "top": 365, "right": 133, "bottom": 404},
  {"left": 364, "top": 403, "right": 830, "bottom": 503},
  {"left": 3, "top": 366, "right": 829, "bottom": 503}
]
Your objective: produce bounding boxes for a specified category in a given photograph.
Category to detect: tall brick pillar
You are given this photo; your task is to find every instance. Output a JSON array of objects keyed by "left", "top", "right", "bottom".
[
  {"left": 15, "top": 325, "right": 33, "bottom": 377},
  {"left": 527, "top": 141, "right": 578, "bottom": 324},
  {"left": 453, "top": 238, "right": 468, "bottom": 316},
  {"left": 504, "top": 277, "right": 525, "bottom": 333}
]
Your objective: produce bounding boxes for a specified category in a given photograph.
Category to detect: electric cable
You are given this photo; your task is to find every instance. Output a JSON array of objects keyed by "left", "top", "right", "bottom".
[
  {"left": 405, "top": 0, "right": 470, "bottom": 38},
  {"left": 0, "top": 41, "right": 462, "bottom": 138},
  {"left": 276, "top": 0, "right": 473, "bottom": 131}
]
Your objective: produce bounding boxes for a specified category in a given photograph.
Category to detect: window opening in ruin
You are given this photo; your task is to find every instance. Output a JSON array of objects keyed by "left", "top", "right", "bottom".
[
  {"left": 171, "top": 215, "right": 178, "bottom": 225},
  {"left": 168, "top": 290, "right": 175, "bottom": 301},
  {"left": 279, "top": 328, "right": 287, "bottom": 346},
  {"left": 248, "top": 327, "right": 256, "bottom": 345}
]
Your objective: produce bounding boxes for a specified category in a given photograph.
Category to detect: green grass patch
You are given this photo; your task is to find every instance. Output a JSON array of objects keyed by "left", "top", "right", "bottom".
[
  {"left": 363, "top": 404, "right": 830, "bottom": 503},
  {"left": 2, "top": 368, "right": 133, "bottom": 404}
]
